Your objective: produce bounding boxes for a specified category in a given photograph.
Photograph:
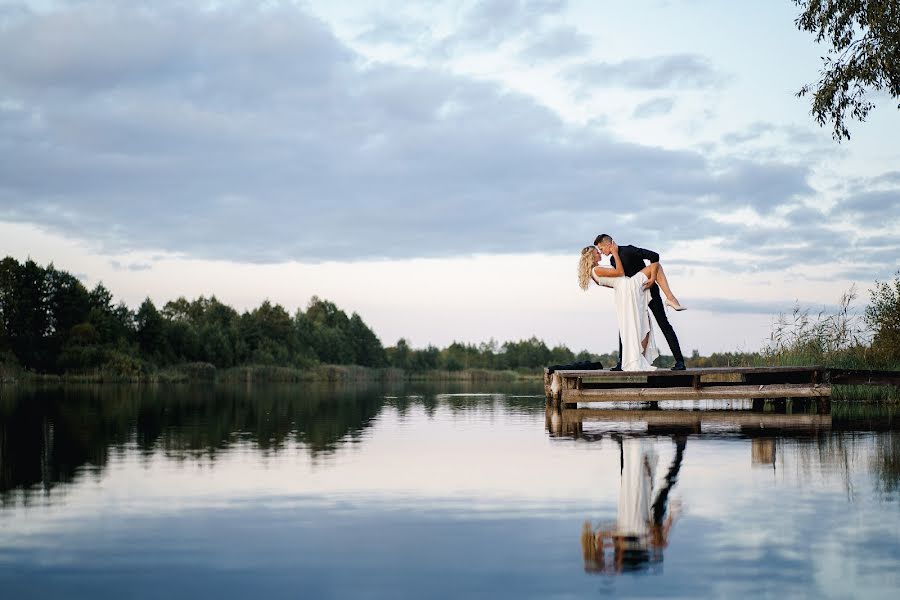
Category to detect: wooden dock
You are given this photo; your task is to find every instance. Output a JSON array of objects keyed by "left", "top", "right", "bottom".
[{"left": 544, "top": 365, "right": 900, "bottom": 407}]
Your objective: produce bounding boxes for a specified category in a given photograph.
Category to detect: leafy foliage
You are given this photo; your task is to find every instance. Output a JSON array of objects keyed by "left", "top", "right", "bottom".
[
  {"left": 794, "top": 0, "right": 900, "bottom": 140},
  {"left": 866, "top": 271, "right": 900, "bottom": 361}
]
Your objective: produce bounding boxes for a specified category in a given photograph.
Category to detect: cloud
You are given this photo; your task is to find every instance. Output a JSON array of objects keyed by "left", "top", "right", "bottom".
[
  {"left": 519, "top": 25, "right": 591, "bottom": 61},
  {"left": 720, "top": 121, "right": 826, "bottom": 148},
  {"left": 782, "top": 204, "right": 826, "bottom": 225},
  {"left": 712, "top": 160, "right": 814, "bottom": 211},
  {"left": 427, "top": 0, "right": 569, "bottom": 56},
  {"left": 565, "top": 54, "right": 726, "bottom": 90},
  {"left": 721, "top": 122, "right": 777, "bottom": 145},
  {"left": 632, "top": 97, "right": 675, "bottom": 119},
  {"left": 871, "top": 171, "right": 900, "bottom": 187},
  {"left": 840, "top": 190, "right": 900, "bottom": 217},
  {"left": 0, "top": 1, "right": 864, "bottom": 267},
  {"left": 110, "top": 260, "right": 152, "bottom": 272},
  {"left": 457, "top": 0, "right": 567, "bottom": 42},
  {"left": 689, "top": 297, "right": 832, "bottom": 315}
]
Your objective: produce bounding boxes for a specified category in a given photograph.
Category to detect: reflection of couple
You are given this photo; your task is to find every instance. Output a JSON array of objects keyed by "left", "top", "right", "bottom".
[
  {"left": 578, "top": 234, "right": 686, "bottom": 371},
  {"left": 581, "top": 437, "right": 686, "bottom": 574}
]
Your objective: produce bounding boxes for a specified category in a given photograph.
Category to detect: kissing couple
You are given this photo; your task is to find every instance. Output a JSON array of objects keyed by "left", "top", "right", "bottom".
[{"left": 578, "top": 234, "right": 687, "bottom": 372}]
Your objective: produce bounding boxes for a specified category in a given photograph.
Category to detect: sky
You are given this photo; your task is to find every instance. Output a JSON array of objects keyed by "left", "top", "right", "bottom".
[{"left": 1, "top": 0, "right": 898, "bottom": 355}]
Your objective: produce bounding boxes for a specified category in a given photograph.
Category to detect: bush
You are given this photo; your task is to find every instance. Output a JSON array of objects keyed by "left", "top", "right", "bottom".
[
  {"left": 100, "top": 351, "right": 153, "bottom": 382},
  {"left": 866, "top": 272, "right": 900, "bottom": 363},
  {"left": 173, "top": 362, "right": 217, "bottom": 381}
]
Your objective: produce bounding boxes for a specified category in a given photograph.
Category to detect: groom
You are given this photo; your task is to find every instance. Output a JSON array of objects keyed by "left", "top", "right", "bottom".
[{"left": 594, "top": 234, "right": 686, "bottom": 371}]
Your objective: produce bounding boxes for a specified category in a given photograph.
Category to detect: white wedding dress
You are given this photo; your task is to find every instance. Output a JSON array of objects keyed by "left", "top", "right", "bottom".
[
  {"left": 617, "top": 438, "right": 658, "bottom": 536},
  {"left": 594, "top": 271, "right": 659, "bottom": 371}
]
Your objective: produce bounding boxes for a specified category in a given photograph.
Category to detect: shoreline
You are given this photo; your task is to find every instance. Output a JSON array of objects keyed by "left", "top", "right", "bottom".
[{"left": 0, "top": 362, "right": 543, "bottom": 385}]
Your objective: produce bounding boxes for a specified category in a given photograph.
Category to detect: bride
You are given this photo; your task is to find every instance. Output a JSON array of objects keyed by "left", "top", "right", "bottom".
[{"left": 577, "top": 244, "right": 682, "bottom": 371}]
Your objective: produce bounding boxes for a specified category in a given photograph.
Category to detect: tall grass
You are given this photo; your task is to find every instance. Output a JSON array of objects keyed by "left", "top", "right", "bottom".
[
  {"left": 761, "top": 285, "right": 900, "bottom": 401},
  {"left": 763, "top": 287, "right": 883, "bottom": 368}
]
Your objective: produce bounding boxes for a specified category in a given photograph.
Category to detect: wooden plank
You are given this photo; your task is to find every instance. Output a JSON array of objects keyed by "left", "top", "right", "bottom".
[
  {"left": 580, "top": 379, "right": 776, "bottom": 390},
  {"left": 554, "top": 365, "right": 825, "bottom": 379},
  {"left": 565, "top": 408, "right": 832, "bottom": 429},
  {"left": 553, "top": 366, "right": 900, "bottom": 386},
  {"left": 561, "top": 383, "right": 832, "bottom": 402}
]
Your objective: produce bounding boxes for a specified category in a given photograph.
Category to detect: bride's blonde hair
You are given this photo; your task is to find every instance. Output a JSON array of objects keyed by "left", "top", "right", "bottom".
[{"left": 578, "top": 246, "right": 597, "bottom": 290}]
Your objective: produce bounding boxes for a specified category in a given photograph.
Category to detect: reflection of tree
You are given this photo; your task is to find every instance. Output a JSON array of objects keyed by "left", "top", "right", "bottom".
[
  {"left": 783, "top": 403, "right": 900, "bottom": 499},
  {"left": 0, "top": 382, "right": 545, "bottom": 504},
  {"left": 0, "top": 384, "right": 387, "bottom": 503},
  {"left": 582, "top": 436, "right": 685, "bottom": 575},
  {"left": 874, "top": 431, "right": 900, "bottom": 497}
]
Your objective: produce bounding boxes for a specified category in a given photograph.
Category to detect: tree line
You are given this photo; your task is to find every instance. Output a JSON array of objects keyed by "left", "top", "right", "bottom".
[
  {"left": 5, "top": 256, "right": 895, "bottom": 377},
  {"left": 0, "top": 257, "right": 601, "bottom": 376}
]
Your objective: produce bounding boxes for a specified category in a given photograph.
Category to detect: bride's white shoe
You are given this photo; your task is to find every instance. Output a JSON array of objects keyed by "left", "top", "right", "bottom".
[{"left": 665, "top": 298, "right": 686, "bottom": 311}]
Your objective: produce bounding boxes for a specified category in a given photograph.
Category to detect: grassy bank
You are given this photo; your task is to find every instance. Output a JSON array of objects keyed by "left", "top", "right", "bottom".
[{"left": 0, "top": 361, "right": 541, "bottom": 385}]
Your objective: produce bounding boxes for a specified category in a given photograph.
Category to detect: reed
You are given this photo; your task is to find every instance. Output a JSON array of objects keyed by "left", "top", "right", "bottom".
[{"left": 763, "top": 286, "right": 899, "bottom": 371}]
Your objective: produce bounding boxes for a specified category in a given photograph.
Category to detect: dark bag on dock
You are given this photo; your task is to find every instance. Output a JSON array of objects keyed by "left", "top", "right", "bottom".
[{"left": 547, "top": 360, "right": 603, "bottom": 374}]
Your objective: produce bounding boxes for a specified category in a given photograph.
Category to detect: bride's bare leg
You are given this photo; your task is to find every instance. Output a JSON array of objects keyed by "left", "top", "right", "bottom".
[
  {"left": 654, "top": 263, "right": 680, "bottom": 303},
  {"left": 641, "top": 332, "right": 649, "bottom": 352}
]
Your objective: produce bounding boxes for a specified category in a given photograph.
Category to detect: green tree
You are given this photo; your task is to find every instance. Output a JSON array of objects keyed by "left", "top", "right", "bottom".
[
  {"left": 45, "top": 266, "right": 92, "bottom": 371},
  {"left": 347, "top": 313, "right": 387, "bottom": 367},
  {"left": 477, "top": 339, "right": 500, "bottom": 369},
  {"left": 188, "top": 297, "right": 240, "bottom": 367},
  {"left": 305, "top": 297, "right": 355, "bottom": 364},
  {"left": 0, "top": 259, "right": 51, "bottom": 370},
  {"left": 387, "top": 338, "right": 411, "bottom": 370},
  {"left": 501, "top": 337, "right": 551, "bottom": 369},
  {"left": 238, "top": 301, "right": 295, "bottom": 364},
  {"left": 312, "top": 326, "right": 354, "bottom": 364},
  {"left": 0, "top": 257, "right": 20, "bottom": 357},
  {"left": 293, "top": 310, "right": 320, "bottom": 366},
  {"left": 162, "top": 297, "right": 192, "bottom": 323},
  {"left": 87, "top": 283, "right": 135, "bottom": 348},
  {"left": 135, "top": 298, "right": 167, "bottom": 362},
  {"left": 411, "top": 345, "right": 440, "bottom": 371},
  {"left": 442, "top": 342, "right": 471, "bottom": 371},
  {"left": 866, "top": 271, "right": 900, "bottom": 361},
  {"left": 166, "top": 319, "right": 200, "bottom": 362},
  {"left": 549, "top": 344, "right": 576, "bottom": 366},
  {"left": 794, "top": 0, "right": 900, "bottom": 140}
]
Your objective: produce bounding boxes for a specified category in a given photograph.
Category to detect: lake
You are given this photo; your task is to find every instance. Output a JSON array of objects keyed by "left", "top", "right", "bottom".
[{"left": 1, "top": 383, "right": 899, "bottom": 598}]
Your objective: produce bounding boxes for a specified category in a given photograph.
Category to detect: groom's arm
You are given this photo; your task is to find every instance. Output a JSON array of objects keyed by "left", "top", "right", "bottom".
[{"left": 634, "top": 246, "right": 660, "bottom": 264}]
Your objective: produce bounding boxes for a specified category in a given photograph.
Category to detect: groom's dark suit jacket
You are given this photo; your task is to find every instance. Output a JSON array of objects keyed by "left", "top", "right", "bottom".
[
  {"left": 609, "top": 244, "right": 684, "bottom": 366},
  {"left": 609, "top": 245, "right": 660, "bottom": 277}
]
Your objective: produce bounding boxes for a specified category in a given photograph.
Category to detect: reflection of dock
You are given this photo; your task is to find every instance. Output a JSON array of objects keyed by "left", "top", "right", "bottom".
[
  {"left": 545, "top": 366, "right": 900, "bottom": 407},
  {"left": 547, "top": 402, "right": 832, "bottom": 438}
]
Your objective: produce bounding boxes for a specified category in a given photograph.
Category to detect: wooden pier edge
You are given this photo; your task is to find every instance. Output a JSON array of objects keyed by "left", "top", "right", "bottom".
[
  {"left": 561, "top": 383, "right": 831, "bottom": 403},
  {"left": 544, "top": 366, "right": 900, "bottom": 405}
]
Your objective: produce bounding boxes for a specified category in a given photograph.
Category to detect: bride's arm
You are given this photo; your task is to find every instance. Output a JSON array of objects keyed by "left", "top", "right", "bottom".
[{"left": 592, "top": 246, "right": 625, "bottom": 279}]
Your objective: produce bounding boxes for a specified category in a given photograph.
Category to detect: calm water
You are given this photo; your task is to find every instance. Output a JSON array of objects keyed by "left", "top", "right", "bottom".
[{"left": 1, "top": 383, "right": 899, "bottom": 599}]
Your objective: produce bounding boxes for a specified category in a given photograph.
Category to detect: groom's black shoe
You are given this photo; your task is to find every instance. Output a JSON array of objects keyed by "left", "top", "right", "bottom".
[
  {"left": 670, "top": 362, "right": 686, "bottom": 371},
  {"left": 610, "top": 365, "right": 623, "bottom": 371}
]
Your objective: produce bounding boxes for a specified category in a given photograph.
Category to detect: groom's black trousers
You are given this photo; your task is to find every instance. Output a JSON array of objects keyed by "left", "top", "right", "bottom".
[{"left": 618, "top": 283, "right": 685, "bottom": 366}]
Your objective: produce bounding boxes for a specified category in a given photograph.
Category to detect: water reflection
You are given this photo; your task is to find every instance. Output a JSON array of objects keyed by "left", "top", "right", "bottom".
[
  {"left": 0, "top": 382, "right": 542, "bottom": 504},
  {"left": 2, "top": 384, "right": 900, "bottom": 597},
  {"left": 548, "top": 399, "right": 900, "bottom": 580},
  {"left": 582, "top": 436, "right": 686, "bottom": 574}
]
